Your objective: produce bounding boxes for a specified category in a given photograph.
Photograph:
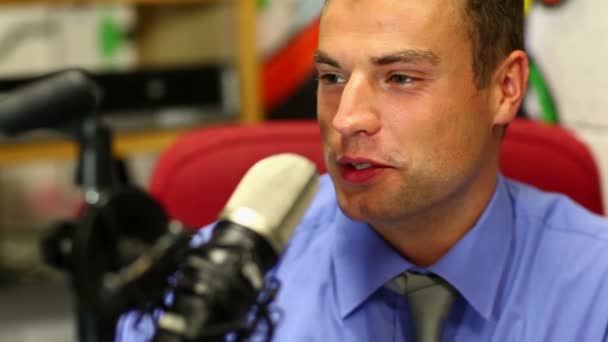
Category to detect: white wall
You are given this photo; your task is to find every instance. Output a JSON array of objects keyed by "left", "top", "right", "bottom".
[
  {"left": 0, "top": 5, "right": 135, "bottom": 78},
  {"left": 527, "top": 1, "right": 608, "bottom": 212},
  {"left": 258, "top": 0, "right": 323, "bottom": 58}
]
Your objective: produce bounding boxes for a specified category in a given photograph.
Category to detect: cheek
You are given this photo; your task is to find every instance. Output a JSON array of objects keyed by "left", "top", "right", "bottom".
[
  {"left": 381, "top": 98, "right": 446, "bottom": 147},
  {"left": 317, "top": 109, "right": 333, "bottom": 145},
  {"left": 317, "top": 93, "right": 343, "bottom": 142},
  {"left": 421, "top": 106, "right": 491, "bottom": 174},
  {"left": 317, "top": 104, "right": 336, "bottom": 169},
  {"left": 387, "top": 100, "right": 481, "bottom": 169},
  {"left": 317, "top": 97, "right": 332, "bottom": 127},
  {"left": 317, "top": 88, "right": 341, "bottom": 113}
]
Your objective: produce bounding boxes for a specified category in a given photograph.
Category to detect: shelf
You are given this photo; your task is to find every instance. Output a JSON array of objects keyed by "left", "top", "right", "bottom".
[
  {"left": 0, "top": 0, "right": 263, "bottom": 165},
  {"left": 0, "top": 0, "right": 262, "bottom": 124},
  {"left": 0, "top": 128, "right": 191, "bottom": 165},
  {"left": 0, "top": 0, "right": 225, "bottom": 5}
]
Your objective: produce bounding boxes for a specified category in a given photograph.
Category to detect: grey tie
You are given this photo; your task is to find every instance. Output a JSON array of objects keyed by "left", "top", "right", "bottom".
[{"left": 386, "top": 271, "right": 456, "bottom": 342}]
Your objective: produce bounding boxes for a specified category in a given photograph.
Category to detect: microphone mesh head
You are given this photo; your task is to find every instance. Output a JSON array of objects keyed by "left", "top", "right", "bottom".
[{"left": 219, "top": 153, "right": 319, "bottom": 253}]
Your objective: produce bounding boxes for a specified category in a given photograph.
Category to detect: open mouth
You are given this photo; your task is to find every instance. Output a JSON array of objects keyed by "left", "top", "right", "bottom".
[
  {"left": 336, "top": 158, "right": 390, "bottom": 184},
  {"left": 349, "top": 163, "right": 374, "bottom": 170}
]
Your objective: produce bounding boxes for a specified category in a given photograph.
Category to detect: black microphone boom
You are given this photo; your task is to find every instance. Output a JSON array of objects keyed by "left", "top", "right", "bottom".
[
  {"left": 154, "top": 153, "right": 320, "bottom": 341},
  {"left": 0, "top": 69, "right": 101, "bottom": 135}
]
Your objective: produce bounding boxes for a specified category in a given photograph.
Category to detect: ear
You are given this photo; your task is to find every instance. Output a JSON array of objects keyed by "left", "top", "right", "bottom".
[{"left": 490, "top": 50, "right": 529, "bottom": 125}]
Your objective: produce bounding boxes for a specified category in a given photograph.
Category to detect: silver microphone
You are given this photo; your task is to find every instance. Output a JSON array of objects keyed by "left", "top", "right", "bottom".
[
  {"left": 219, "top": 153, "right": 320, "bottom": 254},
  {"left": 155, "top": 153, "right": 319, "bottom": 341}
]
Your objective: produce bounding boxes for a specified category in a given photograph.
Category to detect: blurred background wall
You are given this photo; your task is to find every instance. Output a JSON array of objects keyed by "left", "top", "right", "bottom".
[
  {"left": 0, "top": 1, "right": 322, "bottom": 341},
  {"left": 0, "top": 0, "right": 323, "bottom": 282},
  {"left": 526, "top": 0, "right": 608, "bottom": 214}
]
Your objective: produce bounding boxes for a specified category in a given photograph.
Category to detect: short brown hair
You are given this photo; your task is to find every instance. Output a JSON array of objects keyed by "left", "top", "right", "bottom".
[
  {"left": 321, "top": 0, "right": 524, "bottom": 88},
  {"left": 461, "top": 0, "right": 525, "bottom": 88}
]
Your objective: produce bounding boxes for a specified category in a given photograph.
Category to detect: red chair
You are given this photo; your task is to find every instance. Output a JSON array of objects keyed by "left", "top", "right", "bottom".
[
  {"left": 149, "top": 121, "right": 326, "bottom": 228},
  {"left": 149, "top": 119, "right": 604, "bottom": 229},
  {"left": 500, "top": 119, "right": 604, "bottom": 214}
]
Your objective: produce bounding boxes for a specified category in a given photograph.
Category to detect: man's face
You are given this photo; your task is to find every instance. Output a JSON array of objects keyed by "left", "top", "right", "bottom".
[{"left": 317, "top": 0, "right": 498, "bottom": 229}]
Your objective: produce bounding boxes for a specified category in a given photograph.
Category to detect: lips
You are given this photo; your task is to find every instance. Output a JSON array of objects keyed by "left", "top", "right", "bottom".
[{"left": 336, "top": 156, "right": 392, "bottom": 184}]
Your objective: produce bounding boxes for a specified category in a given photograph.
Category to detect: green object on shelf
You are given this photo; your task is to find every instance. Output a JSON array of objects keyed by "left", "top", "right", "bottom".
[
  {"left": 258, "top": 0, "right": 270, "bottom": 9},
  {"left": 528, "top": 58, "right": 559, "bottom": 124},
  {"left": 98, "top": 8, "right": 124, "bottom": 67}
]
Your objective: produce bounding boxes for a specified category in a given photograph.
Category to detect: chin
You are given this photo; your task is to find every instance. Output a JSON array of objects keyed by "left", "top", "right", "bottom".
[
  {"left": 335, "top": 194, "right": 376, "bottom": 223},
  {"left": 338, "top": 204, "right": 367, "bottom": 223}
]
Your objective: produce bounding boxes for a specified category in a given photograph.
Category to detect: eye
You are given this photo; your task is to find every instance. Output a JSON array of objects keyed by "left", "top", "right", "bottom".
[
  {"left": 388, "top": 74, "right": 414, "bottom": 85},
  {"left": 317, "top": 73, "right": 347, "bottom": 85}
]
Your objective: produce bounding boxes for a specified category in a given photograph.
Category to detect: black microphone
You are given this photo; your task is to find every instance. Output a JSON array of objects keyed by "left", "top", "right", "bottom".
[
  {"left": 154, "top": 153, "right": 319, "bottom": 341},
  {"left": 0, "top": 69, "right": 101, "bottom": 135}
]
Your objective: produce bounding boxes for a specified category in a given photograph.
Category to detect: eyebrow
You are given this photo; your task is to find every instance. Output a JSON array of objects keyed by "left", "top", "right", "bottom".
[
  {"left": 314, "top": 50, "right": 342, "bottom": 68},
  {"left": 371, "top": 49, "right": 441, "bottom": 66},
  {"left": 313, "top": 49, "right": 441, "bottom": 69}
]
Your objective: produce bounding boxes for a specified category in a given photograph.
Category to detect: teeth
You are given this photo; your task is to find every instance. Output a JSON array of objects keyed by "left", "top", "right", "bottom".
[{"left": 352, "top": 163, "right": 373, "bottom": 170}]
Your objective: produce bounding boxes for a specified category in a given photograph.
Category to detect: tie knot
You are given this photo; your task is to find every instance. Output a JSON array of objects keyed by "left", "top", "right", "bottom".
[
  {"left": 385, "top": 271, "right": 449, "bottom": 295},
  {"left": 385, "top": 271, "right": 456, "bottom": 342},
  {"left": 406, "top": 272, "right": 444, "bottom": 292}
]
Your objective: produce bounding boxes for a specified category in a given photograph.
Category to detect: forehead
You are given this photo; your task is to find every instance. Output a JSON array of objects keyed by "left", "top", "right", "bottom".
[
  {"left": 322, "top": 0, "right": 465, "bottom": 20},
  {"left": 319, "top": 0, "right": 467, "bottom": 61}
]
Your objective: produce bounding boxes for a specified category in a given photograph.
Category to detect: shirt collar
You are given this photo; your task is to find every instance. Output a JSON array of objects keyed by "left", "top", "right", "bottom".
[
  {"left": 429, "top": 174, "right": 514, "bottom": 321},
  {"left": 332, "top": 211, "right": 414, "bottom": 318},
  {"left": 331, "top": 174, "right": 514, "bottom": 321}
]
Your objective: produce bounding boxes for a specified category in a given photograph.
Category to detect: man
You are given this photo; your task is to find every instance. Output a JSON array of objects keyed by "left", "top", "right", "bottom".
[{"left": 118, "top": 0, "right": 608, "bottom": 341}]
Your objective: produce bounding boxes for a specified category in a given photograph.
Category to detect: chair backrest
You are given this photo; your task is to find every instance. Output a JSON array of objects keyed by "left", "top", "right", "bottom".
[
  {"left": 500, "top": 119, "right": 604, "bottom": 214},
  {"left": 149, "top": 120, "right": 326, "bottom": 228},
  {"left": 149, "top": 119, "right": 604, "bottom": 228}
]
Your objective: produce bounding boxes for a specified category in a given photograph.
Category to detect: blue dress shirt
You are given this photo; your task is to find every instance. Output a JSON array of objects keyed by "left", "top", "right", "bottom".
[{"left": 117, "top": 174, "right": 608, "bottom": 341}]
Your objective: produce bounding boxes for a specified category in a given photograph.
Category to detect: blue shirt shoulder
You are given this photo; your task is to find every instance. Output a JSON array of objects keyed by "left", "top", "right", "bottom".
[
  {"left": 268, "top": 175, "right": 608, "bottom": 342},
  {"left": 117, "top": 174, "right": 608, "bottom": 341}
]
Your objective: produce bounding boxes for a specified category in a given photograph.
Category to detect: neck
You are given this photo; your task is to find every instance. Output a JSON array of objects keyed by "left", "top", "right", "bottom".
[{"left": 373, "top": 167, "right": 499, "bottom": 267}]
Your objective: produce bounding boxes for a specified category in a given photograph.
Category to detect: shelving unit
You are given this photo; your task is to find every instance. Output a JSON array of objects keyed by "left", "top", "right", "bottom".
[{"left": 0, "top": 0, "right": 262, "bottom": 164}]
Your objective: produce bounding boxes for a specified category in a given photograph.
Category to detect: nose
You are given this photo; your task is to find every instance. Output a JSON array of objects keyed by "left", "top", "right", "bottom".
[{"left": 332, "top": 73, "right": 381, "bottom": 137}]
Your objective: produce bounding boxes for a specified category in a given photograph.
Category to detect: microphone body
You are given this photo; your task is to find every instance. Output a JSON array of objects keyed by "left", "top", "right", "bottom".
[
  {"left": 154, "top": 153, "right": 319, "bottom": 341},
  {"left": 0, "top": 69, "right": 100, "bottom": 135}
]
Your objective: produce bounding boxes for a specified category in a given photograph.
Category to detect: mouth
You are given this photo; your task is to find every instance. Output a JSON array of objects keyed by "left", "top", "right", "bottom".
[
  {"left": 349, "top": 163, "right": 373, "bottom": 170},
  {"left": 337, "top": 156, "right": 391, "bottom": 168},
  {"left": 336, "top": 157, "right": 392, "bottom": 184}
]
